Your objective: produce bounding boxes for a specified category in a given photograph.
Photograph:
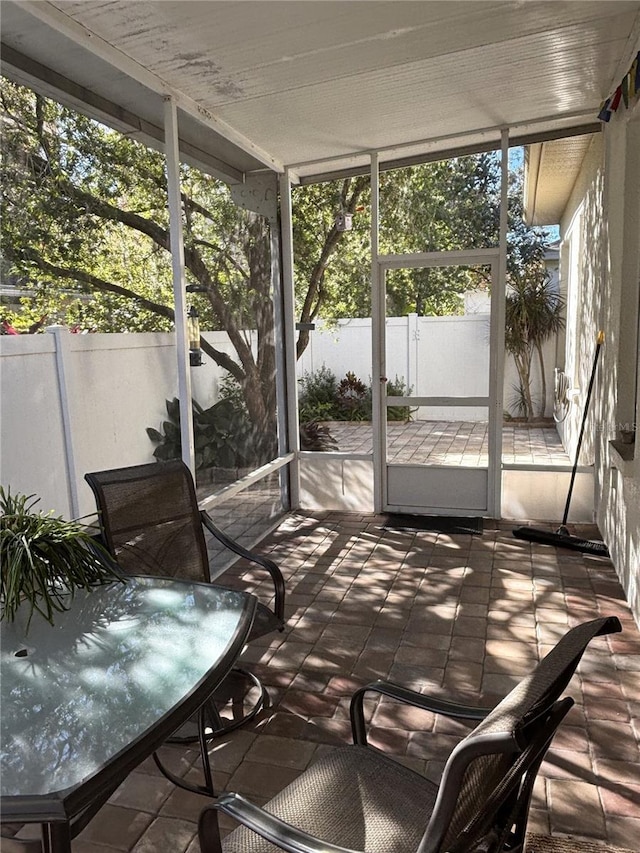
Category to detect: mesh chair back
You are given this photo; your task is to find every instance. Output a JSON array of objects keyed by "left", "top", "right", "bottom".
[
  {"left": 85, "top": 461, "right": 210, "bottom": 582},
  {"left": 423, "top": 615, "right": 621, "bottom": 853}
]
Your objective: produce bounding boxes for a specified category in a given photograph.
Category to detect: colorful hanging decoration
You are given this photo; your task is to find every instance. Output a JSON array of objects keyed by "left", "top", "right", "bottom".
[{"left": 598, "top": 51, "right": 640, "bottom": 122}]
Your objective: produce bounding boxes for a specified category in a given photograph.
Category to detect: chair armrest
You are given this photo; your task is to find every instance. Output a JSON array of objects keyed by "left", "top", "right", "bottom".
[
  {"left": 350, "top": 679, "right": 490, "bottom": 745},
  {"left": 199, "top": 794, "right": 362, "bottom": 853},
  {"left": 200, "top": 510, "right": 285, "bottom": 624}
]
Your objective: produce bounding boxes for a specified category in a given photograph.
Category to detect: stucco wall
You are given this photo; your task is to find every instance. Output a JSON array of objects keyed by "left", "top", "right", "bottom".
[
  {"left": 599, "top": 104, "right": 640, "bottom": 624},
  {"left": 559, "top": 104, "right": 640, "bottom": 623},
  {"left": 557, "top": 134, "right": 606, "bottom": 466}
]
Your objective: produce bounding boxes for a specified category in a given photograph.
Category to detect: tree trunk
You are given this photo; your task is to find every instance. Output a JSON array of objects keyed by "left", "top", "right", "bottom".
[
  {"left": 513, "top": 349, "right": 534, "bottom": 420},
  {"left": 246, "top": 213, "right": 278, "bottom": 457},
  {"left": 535, "top": 340, "right": 547, "bottom": 419},
  {"left": 296, "top": 176, "right": 368, "bottom": 360}
]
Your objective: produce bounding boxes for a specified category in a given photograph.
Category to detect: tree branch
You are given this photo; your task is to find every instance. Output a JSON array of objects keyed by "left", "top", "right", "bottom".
[
  {"left": 296, "top": 175, "right": 368, "bottom": 359},
  {"left": 191, "top": 239, "right": 248, "bottom": 279},
  {"left": 8, "top": 247, "right": 245, "bottom": 379},
  {"left": 44, "top": 171, "right": 256, "bottom": 378},
  {"left": 53, "top": 173, "right": 171, "bottom": 249},
  {"left": 182, "top": 193, "right": 216, "bottom": 222}
]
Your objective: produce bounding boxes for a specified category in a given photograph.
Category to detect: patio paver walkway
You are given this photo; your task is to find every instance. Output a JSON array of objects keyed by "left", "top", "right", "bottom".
[
  {"left": 8, "top": 512, "right": 637, "bottom": 853},
  {"left": 325, "top": 420, "right": 572, "bottom": 466}
]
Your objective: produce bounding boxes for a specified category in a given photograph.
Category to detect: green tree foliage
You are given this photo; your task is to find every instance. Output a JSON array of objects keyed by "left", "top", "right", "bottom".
[
  {"left": 379, "top": 155, "right": 500, "bottom": 316},
  {"left": 2, "top": 79, "right": 555, "bottom": 433},
  {"left": 504, "top": 169, "right": 565, "bottom": 421},
  {"left": 291, "top": 154, "right": 503, "bottom": 327},
  {"left": 292, "top": 176, "right": 370, "bottom": 358},
  {"left": 0, "top": 80, "right": 276, "bottom": 455},
  {"left": 505, "top": 269, "right": 565, "bottom": 421},
  {"left": 292, "top": 154, "right": 552, "bottom": 326},
  {"left": 293, "top": 155, "right": 556, "bottom": 419}
]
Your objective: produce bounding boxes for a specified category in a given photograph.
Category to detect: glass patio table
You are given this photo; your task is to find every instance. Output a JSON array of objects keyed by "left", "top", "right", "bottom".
[{"left": 0, "top": 575, "right": 257, "bottom": 853}]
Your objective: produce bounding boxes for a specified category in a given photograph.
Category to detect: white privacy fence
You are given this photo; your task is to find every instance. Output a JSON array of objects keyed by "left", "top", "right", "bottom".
[
  {"left": 298, "top": 315, "right": 554, "bottom": 422},
  {"left": 0, "top": 316, "right": 556, "bottom": 518},
  {"left": 0, "top": 327, "right": 245, "bottom": 519}
]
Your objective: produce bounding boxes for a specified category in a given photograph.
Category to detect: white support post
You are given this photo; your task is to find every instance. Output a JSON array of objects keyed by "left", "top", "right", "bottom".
[
  {"left": 408, "top": 313, "right": 419, "bottom": 397},
  {"left": 490, "top": 128, "right": 509, "bottom": 518},
  {"left": 163, "top": 96, "right": 195, "bottom": 475},
  {"left": 279, "top": 168, "right": 300, "bottom": 508},
  {"left": 370, "top": 152, "right": 384, "bottom": 512},
  {"left": 271, "top": 223, "right": 286, "bottom": 460},
  {"left": 47, "top": 324, "right": 80, "bottom": 519}
]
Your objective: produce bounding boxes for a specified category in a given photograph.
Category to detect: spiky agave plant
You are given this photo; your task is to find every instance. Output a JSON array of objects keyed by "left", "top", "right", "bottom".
[
  {"left": 299, "top": 420, "right": 339, "bottom": 452},
  {"left": 0, "top": 487, "right": 123, "bottom": 626}
]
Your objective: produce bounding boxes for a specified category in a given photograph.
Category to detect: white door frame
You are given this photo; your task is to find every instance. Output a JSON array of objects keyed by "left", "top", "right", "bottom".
[
  {"left": 374, "top": 250, "right": 503, "bottom": 516},
  {"left": 369, "top": 130, "right": 508, "bottom": 518}
]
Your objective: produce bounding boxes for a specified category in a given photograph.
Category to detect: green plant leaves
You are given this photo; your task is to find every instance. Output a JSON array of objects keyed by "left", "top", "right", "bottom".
[
  {"left": 166, "top": 397, "right": 181, "bottom": 421},
  {"left": 0, "top": 486, "right": 123, "bottom": 625},
  {"left": 146, "top": 395, "right": 261, "bottom": 471},
  {"left": 298, "top": 368, "right": 412, "bottom": 424},
  {"left": 299, "top": 421, "right": 338, "bottom": 452}
]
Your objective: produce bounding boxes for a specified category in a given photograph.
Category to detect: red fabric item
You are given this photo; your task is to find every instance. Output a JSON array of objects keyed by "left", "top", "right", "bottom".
[{"left": 2, "top": 320, "right": 20, "bottom": 335}]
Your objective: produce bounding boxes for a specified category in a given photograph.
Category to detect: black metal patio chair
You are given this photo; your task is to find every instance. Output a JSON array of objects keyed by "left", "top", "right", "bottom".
[
  {"left": 85, "top": 459, "right": 286, "bottom": 739},
  {"left": 199, "top": 615, "right": 621, "bottom": 853}
]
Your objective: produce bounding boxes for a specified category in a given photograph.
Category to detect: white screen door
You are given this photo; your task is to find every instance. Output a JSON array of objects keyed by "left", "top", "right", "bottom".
[{"left": 376, "top": 249, "right": 502, "bottom": 516}]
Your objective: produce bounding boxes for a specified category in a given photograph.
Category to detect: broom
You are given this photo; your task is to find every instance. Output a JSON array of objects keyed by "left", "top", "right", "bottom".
[{"left": 512, "top": 331, "right": 609, "bottom": 556}]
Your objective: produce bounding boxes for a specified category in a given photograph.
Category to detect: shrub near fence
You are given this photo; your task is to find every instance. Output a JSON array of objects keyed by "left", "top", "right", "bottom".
[{"left": 298, "top": 368, "right": 413, "bottom": 423}]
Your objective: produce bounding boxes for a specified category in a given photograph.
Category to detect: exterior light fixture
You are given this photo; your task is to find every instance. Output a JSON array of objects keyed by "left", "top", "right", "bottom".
[{"left": 187, "top": 305, "right": 202, "bottom": 367}]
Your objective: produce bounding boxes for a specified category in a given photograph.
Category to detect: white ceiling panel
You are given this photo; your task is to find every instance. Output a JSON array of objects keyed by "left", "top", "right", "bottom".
[{"left": 1, "top": 1, "right": 639, "bottom": 182}]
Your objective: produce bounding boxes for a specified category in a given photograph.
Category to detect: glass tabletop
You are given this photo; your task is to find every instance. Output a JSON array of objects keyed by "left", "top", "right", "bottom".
[{"left": 1, "top": 576, "right": 254, "bottom": 804}]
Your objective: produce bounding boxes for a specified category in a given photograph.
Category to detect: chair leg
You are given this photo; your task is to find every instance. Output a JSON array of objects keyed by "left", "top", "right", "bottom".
[
  {"left": 213, "top": 667, "right": 268, "bottom": 735},
  {"left": 198, "top": 804, "right": 224, "bottom": 853},
  {"left": 167, "top": 667, "right": 268, "bottom": 743},
  {"left": 152, "top": 672, "right": 269, "bottom": 798}
]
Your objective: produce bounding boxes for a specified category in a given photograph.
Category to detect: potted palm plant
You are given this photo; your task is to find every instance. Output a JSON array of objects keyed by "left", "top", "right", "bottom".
[{"left": 0, "top": 487, "right": 123, "bottom": 628}]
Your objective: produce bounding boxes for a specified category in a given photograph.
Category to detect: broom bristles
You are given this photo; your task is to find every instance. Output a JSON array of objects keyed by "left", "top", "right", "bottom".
[{"left": 512, "top": 526, "right": 609, "bottom": 557}]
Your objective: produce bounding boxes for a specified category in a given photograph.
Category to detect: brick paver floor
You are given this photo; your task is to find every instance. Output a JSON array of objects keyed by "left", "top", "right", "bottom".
[
  {"left": 7, "top": 512, "right": 638, "bottom": 853},
  {"left": 326, "top": 421, "right": 572, "bottom": 466},
  {"left": 199, "top": 422, "right": 570, "bottom": 572}
]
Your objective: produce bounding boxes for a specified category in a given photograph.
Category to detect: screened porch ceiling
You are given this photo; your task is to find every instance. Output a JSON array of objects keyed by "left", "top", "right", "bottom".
[{"left": 2, "top": 1, "right": 639, "bottom": 190}]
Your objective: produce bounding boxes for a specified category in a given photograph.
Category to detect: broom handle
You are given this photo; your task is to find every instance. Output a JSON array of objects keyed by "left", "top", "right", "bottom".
[{"left": 562, "top": 332, "right": 604, "bottom": 526}]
